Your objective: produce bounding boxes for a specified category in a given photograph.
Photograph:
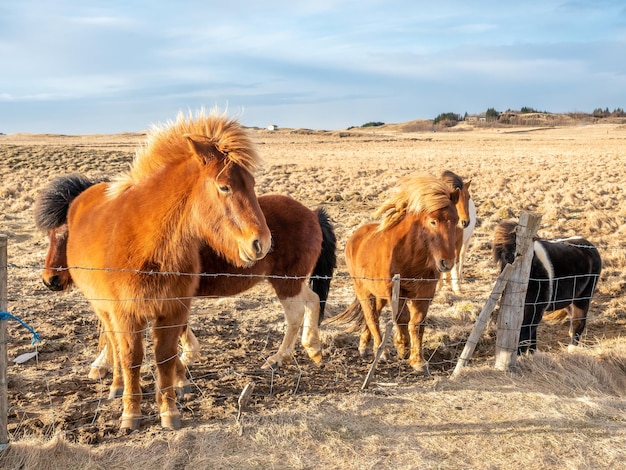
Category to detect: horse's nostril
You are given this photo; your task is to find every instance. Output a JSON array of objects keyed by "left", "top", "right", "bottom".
[
  {"left": 462, "top": 220, "right": 469, "bottom": 228},
  {"left": 253, "top": 239, "right": 262, "bottom": 255}
]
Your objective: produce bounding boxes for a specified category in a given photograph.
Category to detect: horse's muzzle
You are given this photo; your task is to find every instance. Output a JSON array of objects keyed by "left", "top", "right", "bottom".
[
  {"left": 43, "top": 275, "right": 66, "bottom": 291},
  {"left": 239, "top": 235, "right": 272, "bottom": 264},
  {"left": 437, "top": 259, "right": 455, "bottom": 273}
]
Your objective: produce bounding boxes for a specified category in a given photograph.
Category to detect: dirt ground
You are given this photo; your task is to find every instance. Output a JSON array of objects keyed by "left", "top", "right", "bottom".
[{"left": 1, "top": 122, "right": 625, "bottom": 468}]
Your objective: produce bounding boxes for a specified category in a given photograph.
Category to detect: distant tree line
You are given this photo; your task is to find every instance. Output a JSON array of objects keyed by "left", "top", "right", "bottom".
[{"left": 351, "top": 106, "right": 625, "bottom": 130}]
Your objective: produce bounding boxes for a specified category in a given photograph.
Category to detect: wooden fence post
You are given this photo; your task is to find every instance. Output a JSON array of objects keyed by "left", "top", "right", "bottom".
[
  {"left": 494, "top": 212, "right": 542, "bottom": 371},
  {"left": 451, "top": 262, "right": 513, "bottom": 378},
  {"left": 362, "top": 274, "right": 400, "bottom": 390},
  {"left": 0, "top": 235, "right": 8, "bottom": 449}
]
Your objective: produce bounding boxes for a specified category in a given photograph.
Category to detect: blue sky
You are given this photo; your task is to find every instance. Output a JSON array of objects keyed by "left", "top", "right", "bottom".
[{"left": 1, "top": 1, "right": 625, "bottom": 133}]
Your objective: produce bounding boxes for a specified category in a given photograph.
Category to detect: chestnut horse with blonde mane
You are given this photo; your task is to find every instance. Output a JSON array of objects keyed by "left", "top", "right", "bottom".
[
  {"left": 326, "top": 173, "right": 459, "bottom": 373},
  {"left": 37, "top": 112, "right": 272, "bottom": 431},
  {"left": 439, "top": 170, "right": 476, "bottom": 294},
  {"left": 36, "top": 179, "right": 336, "bottom": 377}
]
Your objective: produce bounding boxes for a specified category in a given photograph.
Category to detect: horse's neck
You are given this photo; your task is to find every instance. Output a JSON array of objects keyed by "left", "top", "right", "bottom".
[
  {"left": 394, "top": 214, "right": 434, "bottom": 265},
  {"left": 122, "top": 164, "right": 201, "bottom": 271}
]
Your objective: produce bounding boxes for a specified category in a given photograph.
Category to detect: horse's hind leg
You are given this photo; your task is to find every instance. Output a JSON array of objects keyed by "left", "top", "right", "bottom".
[
  {"left": 567, "top": 303, "right": 589, "bottom": 351},
  {"left": 264, "top": 284, "right": 322, "bottom": 368},
  {"left": 88, "top": 330, "right": 111, "bottom": 380},
  {"left": 299, "top": 285, "right": 323, "bottom": 365},
  {"left": 179, "top": 324, "right": 201, "bottom": 366},
  {"left": 111, "top": 314, "right": 146, "bottom": 431}
]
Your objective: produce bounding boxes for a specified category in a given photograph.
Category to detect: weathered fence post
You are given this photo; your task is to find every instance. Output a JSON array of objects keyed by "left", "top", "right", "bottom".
[
  {"left": 494, "top": 212, "right": 542, "bottom": 371},
  {"left": 0, "top": 235, "right": 8, "bottom": 449},
  {"left": 451, "top": 262, "right": 513, "bottom": 378},
  {"left": 362, "top": 274, "right": 400, "bottom": 390}
]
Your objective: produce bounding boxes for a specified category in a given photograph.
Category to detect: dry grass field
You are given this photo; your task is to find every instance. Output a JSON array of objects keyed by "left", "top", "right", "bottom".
[{"left": 1, "top": 121, "right": 626, "bottom": 469}]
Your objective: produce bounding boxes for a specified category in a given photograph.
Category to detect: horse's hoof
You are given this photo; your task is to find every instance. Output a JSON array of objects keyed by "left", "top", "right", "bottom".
[
  {"left": 410, "top": 362, "right": 430, "bottom": 376},
  {"left": 308, "top": 350, "right": 323, "bottom": 366},
  {"left": 120, "top": 414, "right": 142, "bottom": 432},
  {"left": 108, "top": 386, "right": 123, "bottom": 399},
  {"left": 160, "top": 413, "right": 181, "bottom": 430},
  {"left": 88, "top": 366, "right": 109, "bottom": 380},
  {"left": 180, "top": 349, "right": 202, "bottom": 366},
  {"left": 176, "top": 383, "right": 192, "bottom": 399},
  {"left": 567, "top": 344, "right": 577, "bottom": 353},
  {"left": 261, "top": 353, "right": 287, "bottom": 370}
]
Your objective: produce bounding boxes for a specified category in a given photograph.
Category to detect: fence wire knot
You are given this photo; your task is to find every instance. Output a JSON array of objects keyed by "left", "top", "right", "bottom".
[{"left": 0, "top": 311, "right": 41, "bottom": 345}]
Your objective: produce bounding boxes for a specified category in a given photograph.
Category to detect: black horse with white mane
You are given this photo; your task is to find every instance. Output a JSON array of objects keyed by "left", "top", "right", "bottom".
[{"left": 492, "top": 220, "right": 602, "bottom": 354}]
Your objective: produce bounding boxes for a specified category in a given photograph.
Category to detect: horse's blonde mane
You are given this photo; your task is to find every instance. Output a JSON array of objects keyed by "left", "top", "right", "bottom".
[
  {"left": 374, "top": 174, "right": 453, "bottom": 230},
  {"left": 107, "top": 109, "right": 261, "bottom": 197}
]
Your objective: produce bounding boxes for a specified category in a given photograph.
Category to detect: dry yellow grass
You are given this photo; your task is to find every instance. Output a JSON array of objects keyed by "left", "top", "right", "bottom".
[{"left": 1, "top": 122, "right": 625, "bottom": 469}]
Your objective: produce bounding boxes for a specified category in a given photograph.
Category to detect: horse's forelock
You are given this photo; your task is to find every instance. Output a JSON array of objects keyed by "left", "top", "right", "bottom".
[
  {"left": 375, "top": 175, "right": 453, "bottom": 230},
  {"left": 440, "top": 170, "right": 464, "bottom": 190},
  {"left": 492, "top": 220, "right": 517, "bottom": 265},
  {"left": 109, "top": 110, "right": 261, "bottom": 196}
]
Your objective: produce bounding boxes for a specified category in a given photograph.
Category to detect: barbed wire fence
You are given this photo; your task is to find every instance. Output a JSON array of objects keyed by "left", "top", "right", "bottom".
[{"left": 0, "top": 222, "right": 623, "bottom": 444}]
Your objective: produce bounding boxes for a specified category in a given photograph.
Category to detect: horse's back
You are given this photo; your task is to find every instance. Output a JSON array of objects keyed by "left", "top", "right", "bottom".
[
  {"left": 535, "top": 236, "right": 602, "bottom": 310},
  {"left": 345, "top": 222, "right": 380, "bottom": 276},
  {"left": 540, "top": 237, "right": 602, "bottom": 276}
]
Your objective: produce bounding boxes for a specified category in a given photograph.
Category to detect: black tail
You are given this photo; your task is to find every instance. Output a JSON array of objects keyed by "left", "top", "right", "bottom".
[
  {"left": 34, "top": 174, "right": 104, "bottom": 230},
  {"left": 309, "top": 207, "right": 337, "bottom": 323}
]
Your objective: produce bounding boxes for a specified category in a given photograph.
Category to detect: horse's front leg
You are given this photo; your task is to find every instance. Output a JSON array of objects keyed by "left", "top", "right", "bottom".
[
  {"left": 393, "top": 300, "right": 410, "bottom": 359},
  {"left": 153, "top": 315, "right": 187, "bottom": 430},
  {"left": 114, "top": 315, "right": 146, "bottom": 431},
  {"left": 406, "top": 299, "right": 430, "bottom": 374},
  {"left": 179, "top": 324, "right": 202, "bottom": 366}
]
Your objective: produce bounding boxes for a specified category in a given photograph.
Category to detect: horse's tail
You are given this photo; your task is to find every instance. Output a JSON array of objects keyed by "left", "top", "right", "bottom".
[
  {"left": 492, "top": 219, "right": 518, "bottom": 267},
  {"left": 323, "top": 299, "right": 365, "bottom": 333},
  {"left": 309, "top": 206, "right": 337, "bottom": 323},
  {"left": 34, "top": 174, "right": 104, "bottom": 230}
]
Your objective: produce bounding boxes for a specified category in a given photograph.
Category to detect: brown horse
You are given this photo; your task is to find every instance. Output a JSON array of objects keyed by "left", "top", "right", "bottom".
[
  {"left": 326, "top": 173, "right": 459, "bottom": 373},
  {"left": 36, "top": 180, "right": 336, "bottom": 375},
  {"left": 439, "top": 170, "right": 475, "bottom": 294},
  {"left": 35, "top": 111, "right": 272, "bottom": 431}
]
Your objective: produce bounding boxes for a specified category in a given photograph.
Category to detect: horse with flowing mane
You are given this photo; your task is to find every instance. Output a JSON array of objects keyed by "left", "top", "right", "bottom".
[
  {"left": 326, "top": 173, "right": 459, "bottom": 373},
  {"left": 36, "top": 176, "right": 337, "bottom": 375},
  {"left": 439, "top": 170, "right": 476, "bottom": 294},
  {"left": 492, "top": 220, "right": 602, "bottom": 354},
  {"left": 35, "top": 110, "right": 272, "bottom": 431}
]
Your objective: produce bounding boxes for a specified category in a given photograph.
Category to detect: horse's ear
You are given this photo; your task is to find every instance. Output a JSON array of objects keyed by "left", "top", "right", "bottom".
[
  {"left": 450, "top": 187, "right": 461, "bottom": 204},
  {"left": 184, "top": 134, "right": 221, "bottom": 165},
  {"left": 464, "top": 180, "right": 471, "bottom": 190}
]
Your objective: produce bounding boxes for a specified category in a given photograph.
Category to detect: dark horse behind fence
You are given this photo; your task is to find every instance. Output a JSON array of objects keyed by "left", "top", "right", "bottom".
[
  {"left": 36, "top": 175, "right": 337, "bottom": 377},
  {"left": 492, "top": 220, "right": 602, "bottom": 354}
]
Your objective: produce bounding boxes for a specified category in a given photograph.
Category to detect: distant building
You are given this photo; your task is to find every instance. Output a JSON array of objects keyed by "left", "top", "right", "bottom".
[
  {"left": 466, "top": 114, "right": 487, "bottom": 122},
  {"left": 267, "top": 124, "right": 279, "bottom": 131}
]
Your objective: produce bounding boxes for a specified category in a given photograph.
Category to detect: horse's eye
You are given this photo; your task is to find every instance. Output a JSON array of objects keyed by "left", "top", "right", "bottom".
[
  {"left": 218, "top": 184, "right": 231, "bottom": 194},
  {"left": 430, "top": 219, "right": 437, "bottom": 227}
]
